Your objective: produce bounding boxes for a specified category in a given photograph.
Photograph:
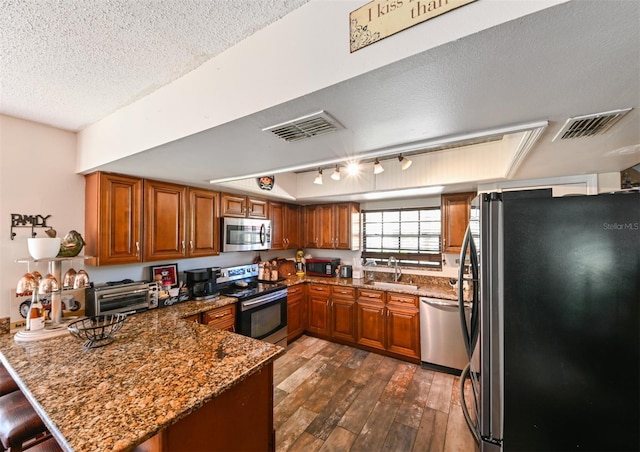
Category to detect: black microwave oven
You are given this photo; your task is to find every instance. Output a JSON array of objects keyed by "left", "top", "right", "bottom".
[{"left": 306, "top": 258, "right": 340, "bottom": 277}]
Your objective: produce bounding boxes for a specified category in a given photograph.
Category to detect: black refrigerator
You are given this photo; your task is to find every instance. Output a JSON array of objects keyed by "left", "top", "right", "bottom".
[{"left": 458, "top": 190, "right": 639, "bottom": 451}]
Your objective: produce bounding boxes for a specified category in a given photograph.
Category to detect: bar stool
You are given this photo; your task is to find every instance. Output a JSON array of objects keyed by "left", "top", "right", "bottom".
[
  {"left": 23, "top": 436, "right": 61, "bottom": 452},
  {"left": 0, "top": 391, "right": 48, "bottom": 452},
  {"left": 0, "top": 367, "right": 19, "bottom": 396}
]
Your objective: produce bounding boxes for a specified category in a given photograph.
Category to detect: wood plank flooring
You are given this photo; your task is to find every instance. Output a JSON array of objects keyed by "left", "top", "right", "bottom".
[{"left": 274, "top": 335, "right": 479, "bottom": 452}]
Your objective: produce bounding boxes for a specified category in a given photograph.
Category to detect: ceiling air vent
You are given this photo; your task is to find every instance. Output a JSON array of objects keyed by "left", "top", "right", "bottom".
[
  {"left": 262, "top": 110, "right": 344, "bottom": 142},
  {"left": 552, "top": 108, "right": 632, "bottom": 141}
]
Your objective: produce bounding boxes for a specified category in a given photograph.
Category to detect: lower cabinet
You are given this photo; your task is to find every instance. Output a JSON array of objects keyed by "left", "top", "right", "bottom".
[
  {"left": 287, "top": 285, "right": 307, "bottom": 342},
  {"left": 297, "top": 283, "right": 421, "bottom": 363},
  {"left": 386, "top": 293, "right": 420, "bottom": 360},
  {"left": 356, "top": 289, "right": 386, "bottom": 351},
  {"left": 330, "top": 287, "right": 356, "bottom": 343},
  {"left": 307, "top": 284, "right": 331, "bottom": 337},
  {"left": 200, "top": 305, "right": 237, "bottom": 332}
]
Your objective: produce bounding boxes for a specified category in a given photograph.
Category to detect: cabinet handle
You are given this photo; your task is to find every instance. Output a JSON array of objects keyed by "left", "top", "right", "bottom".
[
  {"left": 181, "top": 241, "right": 185, "bottom": 250},
  {"left": 135, "top": 242, "right": 140, "bottom": 256},
  {"left": 190, "top": 240, "right": 194, "bottom": 250}
]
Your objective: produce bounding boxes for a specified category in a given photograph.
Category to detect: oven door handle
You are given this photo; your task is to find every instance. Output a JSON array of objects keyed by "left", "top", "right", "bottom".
[{"left": 240, "top": 291, "right": 286, "bottom": 311}]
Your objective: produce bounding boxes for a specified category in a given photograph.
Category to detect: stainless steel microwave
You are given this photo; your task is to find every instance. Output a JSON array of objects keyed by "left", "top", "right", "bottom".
[{"left": 222, "top": 217, "right": 271, "bottom": 252}]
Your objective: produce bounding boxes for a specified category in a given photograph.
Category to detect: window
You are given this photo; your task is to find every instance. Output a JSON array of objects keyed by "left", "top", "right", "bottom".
[{"left": 361, "top": 207, "right": 442, "bottom": 269}]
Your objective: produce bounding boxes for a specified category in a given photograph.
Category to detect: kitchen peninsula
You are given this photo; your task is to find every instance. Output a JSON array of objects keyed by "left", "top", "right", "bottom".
[{"left": 0, "top": 297, "right": 284, "bottom": 452}]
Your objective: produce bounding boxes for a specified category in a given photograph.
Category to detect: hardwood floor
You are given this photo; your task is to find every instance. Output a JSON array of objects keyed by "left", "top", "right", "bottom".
[{"left": 274, "top": 335, "right": 479, "bottom": 452}]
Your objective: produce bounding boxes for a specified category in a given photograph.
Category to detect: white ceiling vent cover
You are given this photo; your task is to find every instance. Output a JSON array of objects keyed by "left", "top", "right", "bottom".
[
  {"left": 552, "top": 108, "right": 632, "bottom": 141},
  {"left": 262, "top": 110, "right": 344, "bottom": 142}
]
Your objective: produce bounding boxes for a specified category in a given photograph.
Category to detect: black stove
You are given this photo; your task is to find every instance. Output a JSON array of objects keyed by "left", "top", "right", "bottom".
[{"left": 222, "top": 281, "right": 286, "bottom": 300}]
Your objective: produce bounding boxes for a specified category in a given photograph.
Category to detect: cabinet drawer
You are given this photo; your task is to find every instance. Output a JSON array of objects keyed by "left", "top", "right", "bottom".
[
  {"left": 357, "top": 289, "right": 385, "bottom": 303},
  {"left": 331, "top": 286, "right": 356, "bottom": 299},
  {"left": 287, "top": 284, "right": 305, "bottom": 297},
  {"left": 309, "top": 284, "right": 330, "bottom": 295},
  {"left": 387, "top": 293, "right": 419, "bottom": 308},
  {"left": 202, "top": 305, "right": 236, "bottom": 330}
]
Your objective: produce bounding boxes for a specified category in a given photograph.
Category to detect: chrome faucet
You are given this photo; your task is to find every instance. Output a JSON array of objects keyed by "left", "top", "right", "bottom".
[{"left": 387, "top": 256, "right": 401, "bottom": 282}]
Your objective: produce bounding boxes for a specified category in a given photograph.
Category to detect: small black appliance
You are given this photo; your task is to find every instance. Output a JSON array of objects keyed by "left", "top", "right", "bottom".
[{"left": 185, "top": 267, "right": 221, "bottom": 300}]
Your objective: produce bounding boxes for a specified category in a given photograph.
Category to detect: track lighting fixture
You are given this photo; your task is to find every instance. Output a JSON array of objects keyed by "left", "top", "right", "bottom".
[
  {"left": 313, "top": 169, "right": 323, "bottom": 185},
  {"left": 398, "top": 154, "right": 412, "bottom": 170},
  {"left": 373, "top": 159, "right": 384, "bottom": 174},
  {"left": 331, "top": 165, "right": 341, "bottom": 181}
]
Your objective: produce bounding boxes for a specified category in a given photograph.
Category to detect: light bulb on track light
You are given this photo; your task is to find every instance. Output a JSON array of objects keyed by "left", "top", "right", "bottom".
[
  {"left": 373, "top": 159, "right": 384, "bottom": 174},
  {"left": 398, "top": 154, "right": 412, "bottom": 170},
  {"left": 313, "top": 169, "right": 323, "bottom": 185},
  {"left": 331, "top": 165, "right": 341, "bottom": 181}
]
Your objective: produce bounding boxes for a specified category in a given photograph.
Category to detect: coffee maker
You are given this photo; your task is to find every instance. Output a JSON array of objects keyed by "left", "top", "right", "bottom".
[{"left": 185, "top": 267, "right": 221, "bottom": 300}]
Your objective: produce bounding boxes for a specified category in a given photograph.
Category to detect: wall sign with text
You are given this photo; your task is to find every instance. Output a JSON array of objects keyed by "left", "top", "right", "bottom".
[{"left": 350, "top": 0, "right": 477, "bottom": 53}]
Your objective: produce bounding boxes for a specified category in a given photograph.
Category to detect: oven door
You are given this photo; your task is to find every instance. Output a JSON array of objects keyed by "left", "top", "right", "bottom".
[
  {"left": 222, "top": 217, "right": 271, "bottom": 252},
  {"left": 237, "top": 290, "right": 287, "bottom": 346},
  {"left": 92, "top": 287, "right": 150, "bottom": 316}
]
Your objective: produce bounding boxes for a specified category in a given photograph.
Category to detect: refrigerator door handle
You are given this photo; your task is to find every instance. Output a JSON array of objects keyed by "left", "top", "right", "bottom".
[{"left": 459, "top": 224, "right": 480, "bottom": 359}]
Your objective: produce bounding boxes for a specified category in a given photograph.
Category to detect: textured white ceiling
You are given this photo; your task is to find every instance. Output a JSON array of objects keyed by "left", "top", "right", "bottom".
[{"left": 0, "top": 0, "right": 309, "bottom": 131}]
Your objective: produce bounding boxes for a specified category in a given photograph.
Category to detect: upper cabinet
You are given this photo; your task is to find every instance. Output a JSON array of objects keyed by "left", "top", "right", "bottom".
[
  {"left": 304, "top": 203, "right": 360, "bottom": 250},
  {"left": 143, "top": 180, "right": 188, "bottom": 261},
  {"left": 188, "top": 188, "right": 220, "bottom": 258},
  {"left": 441, "top": 192, "right": 475, "bottom": 254},
  {"left": 85, "top": 172, "right": 143, "bottom": 266},
  {"left": 85, "top": 172, "right": 221, "bottom": 265},
  {"left": 269, "top": 202, "right": 301, "bottom": 250},
  {"left": 221, "top": 193, "right": 268, "bottom": 219}
]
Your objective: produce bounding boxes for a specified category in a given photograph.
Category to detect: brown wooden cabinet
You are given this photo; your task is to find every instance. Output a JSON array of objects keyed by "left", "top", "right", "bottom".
[
  {"left": 356, "top": 289, "right": 386, "bottom": 351},
  {"left": 441, "top": 192, "right": 475, "bottom": 253},
  {"left": 287, "top": 284, "right": 306, "bottom": 342},
  {"left": 188, "top": 188, "right": 220, "bottom": 257},
  {"left": 307, "top": 284, "right": 331, "bottom": 338},
  {"left": 386, "top": 293, "right": 420, "bottom": 360},
  {"left": 85, "top": 172, "right": 143, "bottom": 266},
  {"left": 269, "top": 202, "right": 301, "bottom": 250},
  {"left": 221, "top": 193, "right": 268, "bottom": 219},
  {"left": 303, "top": 202, "right": 359, "bottom": 250},
  {"left": 330, "top": 286, "right": 356, "bottom": 343},
  {"left": 201, "top": 304, "right": 236, "bottom": 332},
  {"left": 144, "top": 180, "right": 188, "bottom": 261}
]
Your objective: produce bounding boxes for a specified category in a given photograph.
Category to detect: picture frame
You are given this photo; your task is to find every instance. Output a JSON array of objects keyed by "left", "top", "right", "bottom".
[{"left": 150, "top": 263, "right": 179, "bottom": 288}]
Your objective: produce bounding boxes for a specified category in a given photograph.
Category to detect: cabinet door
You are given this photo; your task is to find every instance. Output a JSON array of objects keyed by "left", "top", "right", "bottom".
[
  {"left": 269, "top": 202, "right": 286, "bottom": 250},
  {"left": 334, "top": 203, "right": 359, "bottom": 250},
  {"left": 331, "top": 286, "right": 356, "bottom": 343},
  {"left": 144, "top": 180, "right": 187, "bottom": 261},
  {"left": 188, "top": 188, "right": 220, "bottom": 257},
  {"left": 356, "top": 300, "right": 386, "bottom": 351},
  {"left": 247, "top": 198, "right": 268, "bottom": 219},
  {"left": 202, "top": 305, "right": 236, "bottom": 332},
  {"left": 307, "top": 284, "right": 331, "bottom": 338},
  {"left": 221, "top": 193, "right": 246, "bottom": 217},
  {"left": 441, "top": 192, "right": 475, "bottom": 253},
  {"left": 85, "top": 172, "right": 143, "bottom": 266},
  {"left": 318, "top": 204, "right": 335, "bottom": 249},
  {"left": 303, "top": 205, "right": 320, "bottom": 248},
  {"left": 285, "top": 204, "right": 301, "bottom": 249},
  {"left": 386, "top": 305, "right": 420, "bottom": 360},
  {"left": 287, "top": 285, "right": 306, "bottom": 342}
]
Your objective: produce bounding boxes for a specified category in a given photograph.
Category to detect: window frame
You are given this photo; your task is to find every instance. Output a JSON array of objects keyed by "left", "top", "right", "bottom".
[{"left": 361, "top": 207, "right": 442, "bottom": 269}]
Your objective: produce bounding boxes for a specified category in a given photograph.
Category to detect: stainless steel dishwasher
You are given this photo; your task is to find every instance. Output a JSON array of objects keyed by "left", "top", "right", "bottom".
[{"left": 420, "top": 296, "right": 479, "bottom": 373}]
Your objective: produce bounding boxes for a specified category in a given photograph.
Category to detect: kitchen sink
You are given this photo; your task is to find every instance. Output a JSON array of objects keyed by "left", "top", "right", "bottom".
[{"left": 372, "top": 281, "right": 419, "bottom": 291}]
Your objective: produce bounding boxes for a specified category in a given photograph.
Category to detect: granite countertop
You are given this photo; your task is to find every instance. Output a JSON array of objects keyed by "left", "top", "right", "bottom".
[
  {"left": 281, "top": 275, "right": 468, "bottom": 301},
  {"left": 0, "top": 297, "right": 284, "bottom": 452}
]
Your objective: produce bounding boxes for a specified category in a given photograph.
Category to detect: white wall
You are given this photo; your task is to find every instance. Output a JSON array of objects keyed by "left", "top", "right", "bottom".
[{"left": 0, "top": 115, "right": 83, "bottom": 318}]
